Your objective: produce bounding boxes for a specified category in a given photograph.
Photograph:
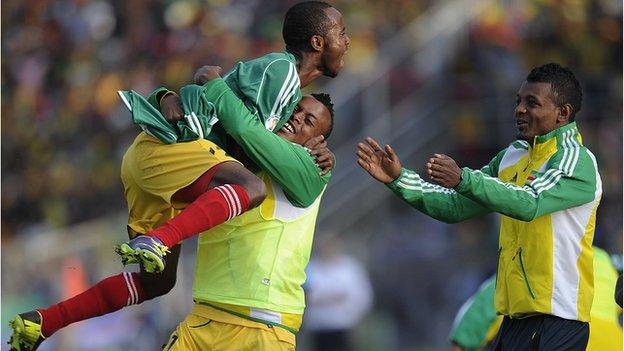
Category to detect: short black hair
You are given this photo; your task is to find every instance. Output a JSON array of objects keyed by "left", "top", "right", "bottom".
[
  {"left": 283, "top": 1, "right": 334, "bottom": 55},
  {"left": 526, "top": 63, "right": 582, "bottom": 121},
  {"left": 311, "top": 92, "right": 334, "bottom": 139}
]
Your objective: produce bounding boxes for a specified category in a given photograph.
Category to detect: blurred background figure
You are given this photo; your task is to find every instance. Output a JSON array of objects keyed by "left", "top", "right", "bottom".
[
  {"left": 303, "top": 234, "right": 373, "bottom": 351},
  {"left": 448, "top": 246, "right": 623, "bottom": 351},
  {"left": 449, "top": 275, "right": 499, "bottom": 351},
  {"left": 2, "top": 0, "right": 621, "bottom": 349}
]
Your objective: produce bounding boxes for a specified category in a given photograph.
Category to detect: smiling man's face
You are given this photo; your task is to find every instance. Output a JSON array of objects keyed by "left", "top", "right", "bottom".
[
  {"left": 515, "top": 81, "right": 563, "bottom": 141},
  {"left": 277, "top": 95, "right": 331, "bottom": 145}
]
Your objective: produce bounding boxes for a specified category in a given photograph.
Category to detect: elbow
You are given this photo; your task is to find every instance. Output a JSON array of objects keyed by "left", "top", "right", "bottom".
[
  {"left": 289, "top": 190, "right": 318, "bottom": 208},
  {"left": 519, "top": 213, "right": 537, "bottom": 222},
  {"left": 235, "top": 128, "right": 255, "bottom": 140},
  {"left": 437, "top": 214, "right": 468, "bottom": 224},
  {"left": 444, "top": 217, "right": 463, "bottom": 224},
  {"left": 509, "top": 210, "right": 537, "bottom": 222},
  {"left": 424, "top": 211, "right": 462, "bottom": 224},
  {"left": 292, "top": 196, "right": 315, "bottom": 208}
]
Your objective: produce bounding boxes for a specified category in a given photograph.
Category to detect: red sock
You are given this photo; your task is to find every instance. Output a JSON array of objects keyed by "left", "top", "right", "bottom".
[
  {"left": 149, "top": 184, "right": 251, "bottom": 247},
  {"left": 38, "top": 272, "right": 145, "bottom": 337}
]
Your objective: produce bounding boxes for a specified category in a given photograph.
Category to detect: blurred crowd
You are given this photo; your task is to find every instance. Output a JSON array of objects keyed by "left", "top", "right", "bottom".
[
  {"left": 1, "top": 0, "right": 432, "bottom": 238},
  {"left": 1, "top": 0, "right": 621, "bottom": 350}
]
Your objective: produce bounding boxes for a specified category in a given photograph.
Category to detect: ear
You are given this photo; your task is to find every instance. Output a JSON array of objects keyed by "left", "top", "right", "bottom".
[
  {"left": 557, "top": 103, "right": 572, "bottom": 123},
  {"left": 310, "top": 34, "right": 324, "bottom": 52}
]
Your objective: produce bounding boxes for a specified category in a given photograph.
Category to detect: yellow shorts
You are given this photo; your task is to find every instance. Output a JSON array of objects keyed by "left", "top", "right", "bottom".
[
  {"left": 162, "top": 304, "right": 296, "bottom": 351},
  {"left": 121, "top": 132, "right": 240, "bottom": 237}
]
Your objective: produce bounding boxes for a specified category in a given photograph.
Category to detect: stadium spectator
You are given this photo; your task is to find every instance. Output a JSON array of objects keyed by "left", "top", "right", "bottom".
[{"left": 303, "top": 234, "right": 373, "bottom": 351}]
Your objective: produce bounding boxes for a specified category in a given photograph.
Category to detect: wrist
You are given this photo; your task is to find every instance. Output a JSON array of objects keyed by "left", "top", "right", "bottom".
[
  {"left": 386, "top": 167, "right": 404, "bottom": 185},
  {"left": 454, "top": 168, "right": 469, "bottom": 191}
]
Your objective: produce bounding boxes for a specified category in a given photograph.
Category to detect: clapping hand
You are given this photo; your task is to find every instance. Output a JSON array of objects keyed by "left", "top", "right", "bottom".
[
  {"left": 426, "top": 154, "right": 462, "bottom": 188},
  {"left": 356, "top": 137, "right": 401, "bottom": 184}
]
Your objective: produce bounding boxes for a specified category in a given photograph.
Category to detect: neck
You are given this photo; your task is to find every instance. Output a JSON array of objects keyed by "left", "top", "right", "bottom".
[{"left": 295, "top": 51, "right": 324, "bottom": 88}]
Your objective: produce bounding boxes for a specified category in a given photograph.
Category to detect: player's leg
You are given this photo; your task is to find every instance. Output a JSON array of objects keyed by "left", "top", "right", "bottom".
[
  {"left": 141, "top": 161, "right": 266, "bottom": 247},
  {"left": 8, "top": 246, "right": 182, "bottom": 351},
  {"left": 117, "top": 138, "right": 267, "bottom": 273}
]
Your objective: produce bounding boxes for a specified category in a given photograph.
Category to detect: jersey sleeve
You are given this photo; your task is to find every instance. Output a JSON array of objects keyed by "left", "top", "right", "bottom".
[
  {"left": 385, "top": 150, "right": 505, "bottom": 223},
  {"left": 234, "top": 58, "right": 300, "bottom": 132},
  {"left": 203, "top": 78, "right": 328, "bottom": 208},
  {"left": 455, "top": 147, "right": 600, "bottom": 221}
]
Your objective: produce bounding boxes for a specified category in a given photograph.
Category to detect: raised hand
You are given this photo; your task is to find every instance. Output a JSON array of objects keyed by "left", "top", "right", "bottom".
[
  {"left": 426, "top": 153, "right": 462, "bottom": 188},
  {"left": 356, "top": 137, "right": 402, "bottom": 184}
]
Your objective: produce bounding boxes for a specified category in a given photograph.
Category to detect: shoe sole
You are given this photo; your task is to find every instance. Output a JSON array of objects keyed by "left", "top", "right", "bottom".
[
  {"left": 138, "top": 249, "right": 165, "bottom": 273},
  {"left": 115, "top": 243, "right": 139, "bottom": 265},
  {"left": 115, "top": 243, "right": 165, "bottom": 274},
  {"left": 9, "top": 315, "right": 26, "bottom": 351}
]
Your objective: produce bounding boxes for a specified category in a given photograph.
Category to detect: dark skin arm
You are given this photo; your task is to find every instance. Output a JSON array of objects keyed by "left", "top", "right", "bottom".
[
  {"left": 164, "top": 65, "right": 334, "bottom": 174},
  {"left": 357, "top": 137, "right": 462, "bottom": 189}
]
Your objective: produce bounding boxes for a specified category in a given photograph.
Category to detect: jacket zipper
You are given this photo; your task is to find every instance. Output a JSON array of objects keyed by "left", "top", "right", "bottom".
[{"left": 514, "top": 247, "right": 536, "bottom": 299}]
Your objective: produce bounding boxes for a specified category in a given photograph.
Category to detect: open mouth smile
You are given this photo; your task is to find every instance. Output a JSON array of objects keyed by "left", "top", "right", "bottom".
[{"left": 281, "top": 121, "right": 296, "bottom": 134}]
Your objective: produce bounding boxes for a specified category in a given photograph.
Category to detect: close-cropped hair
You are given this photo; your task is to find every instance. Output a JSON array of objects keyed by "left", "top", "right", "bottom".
[
  {"left": 311, "top": 92, "right": 334, "bottom": 139},
  {"left": 283, "top": 1, "right": 334, "bottom": 54},
  {"left": 527, "top": 63, "right": 583, "bottom": 121}
]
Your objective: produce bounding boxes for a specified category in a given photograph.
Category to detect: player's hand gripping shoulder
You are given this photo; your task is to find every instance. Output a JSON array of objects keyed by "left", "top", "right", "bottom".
[
  {"left": 194, "top": 65, "right": 223, "bottom": 86},
  {"left": 426, "top": 154, "right": 462, "bottom": 188},
  {"left": 305, "top": 135, "right": 334, "bottom": 175},
  {"left": 160, "top": 94, "right": 184, "bottom": 123},
  {"left": 356, "top": 137, "right": 402, "bottom": 183},
  {"left": 157, "top": 65, "right": 224, "bottom": 124}
]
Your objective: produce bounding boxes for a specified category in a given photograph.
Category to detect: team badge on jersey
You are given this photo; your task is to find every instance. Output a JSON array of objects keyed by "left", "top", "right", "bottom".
[{"left": 265, "top": 114, "right": 280, "bottom": 131}]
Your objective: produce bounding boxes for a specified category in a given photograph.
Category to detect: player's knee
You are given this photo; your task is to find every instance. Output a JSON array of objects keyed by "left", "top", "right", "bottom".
[
  {"left": 139, "top": 250, "right": 179, "bottom": 300},
  {"left": 244, "top": 175, "right": 266, "bottom": 208},
  {"left": 140, "top": 272, "right": 177, "bottom": 300},
  {"left": 211, "top": 161, "right": 266, "bottom": 207}
]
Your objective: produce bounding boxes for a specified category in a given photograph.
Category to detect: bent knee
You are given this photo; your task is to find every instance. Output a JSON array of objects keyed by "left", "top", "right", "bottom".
[
  {"left": 245, "top": 177, "right": 266, "bottom": 208},
  {"left": 211, "top": 162, "right": 266, "bottom": 208},
  {"left": 139, "top": 272, "right": 177, "bottom": 300}
]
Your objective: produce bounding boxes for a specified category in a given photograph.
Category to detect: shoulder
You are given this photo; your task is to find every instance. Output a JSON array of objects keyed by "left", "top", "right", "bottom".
[
  {"left": 244, "top": 52, "right": 296, "bottom": 72},
  {"left": 550, "top": 138, "right": 594, "bottom": 172}
]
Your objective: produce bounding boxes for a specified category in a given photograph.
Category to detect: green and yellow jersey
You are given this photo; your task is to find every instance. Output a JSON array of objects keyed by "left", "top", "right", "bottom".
[
  {"left": 450, "top": 248, "right": 622, "bottom": 351},
  {"left": 389, "top": 122, "right": 602, "bottom": 322},
  {"left": 191, "top": 78, "right": 328, "bottom": 333},
  {"left": 120, "top": 70, "right": 328, "bottom": 335}
]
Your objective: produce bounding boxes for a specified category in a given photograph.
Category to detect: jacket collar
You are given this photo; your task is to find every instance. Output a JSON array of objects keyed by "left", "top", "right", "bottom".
[{"left": 532, "top": 122, "right": 579, "bottom": 146}]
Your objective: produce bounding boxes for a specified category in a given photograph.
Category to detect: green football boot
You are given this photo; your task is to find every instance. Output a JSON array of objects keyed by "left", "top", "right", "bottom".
[{"left": 8, "top": 311, "right": 45, "bottom": 351}]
